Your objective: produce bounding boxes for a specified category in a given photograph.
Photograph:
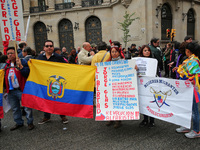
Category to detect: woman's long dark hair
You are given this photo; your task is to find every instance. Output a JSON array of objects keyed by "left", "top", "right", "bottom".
[
  {"left": 139, "top": 45, "right": 152, "bottom": 58},
  {"left": 186, "top": 42, "right": 200, "bottom": 59}
]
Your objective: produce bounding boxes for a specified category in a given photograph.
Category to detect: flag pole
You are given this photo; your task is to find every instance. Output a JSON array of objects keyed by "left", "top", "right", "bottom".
[
  {"left": 14, "top": 41, "right": 18, "bottom": 59},
  {"left": 25, "top": 15, "right": 30, "bottom": 42}
]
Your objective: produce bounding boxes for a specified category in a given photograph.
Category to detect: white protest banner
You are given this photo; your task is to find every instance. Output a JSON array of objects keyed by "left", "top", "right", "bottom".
[
  {"left": 0, "top": 0, "right": 25, "bottom": 41},
  {"left": 138, "top": 76, "right": 193, "bottom": 128},
  {"left": 132, "top": 57, "right": 158, "bottom": 77},
  {"left": 95, "top": 59, "right": 139, "bottom": 121}
]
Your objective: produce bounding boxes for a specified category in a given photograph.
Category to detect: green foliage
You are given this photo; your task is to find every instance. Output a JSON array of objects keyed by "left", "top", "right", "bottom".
[{"left": 118, "top": 11, "right": 139, "bottom": 48}]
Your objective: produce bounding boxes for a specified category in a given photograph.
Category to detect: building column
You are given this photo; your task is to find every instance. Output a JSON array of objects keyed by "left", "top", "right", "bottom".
[
  {"left": 47, "top": 0, "right": 55, "bottom": 11},
  {"left": 73, "top": 0, "right": 82, "bottom": 8},
  {"left": 23, "top": 0, "right": 30, "bottom": 13}
]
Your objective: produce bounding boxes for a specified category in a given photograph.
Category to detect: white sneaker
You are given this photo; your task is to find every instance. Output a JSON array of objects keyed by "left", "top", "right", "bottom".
[
  {"left": 176, "top": 126, "right": 190, "bottom": 133},
  {"left": 185, "top": 130, "right": 200, "bottom": 138}
]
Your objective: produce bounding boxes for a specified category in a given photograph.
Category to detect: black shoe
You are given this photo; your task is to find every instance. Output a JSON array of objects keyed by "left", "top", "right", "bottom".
[
  {"left": 148, "top": 122, "right": 155, "bottom": 128},
  {"left": 106, "top": 121, "right": 114, "bottom": 126},
  {"left": 139, "top": 120, "right": 148, "bottom": 127},
  {"left": 61, "top": 117, "right": 69, "bottom": 124},
  {"left": 28, "top": 124, "right": 35, "bottom": 130},
  {"left": 10, "top": 124, "right": 24, "bottom": 131},
  {"left": 38, "top": 118, "right": 50, "bottom": 125},
  {"left": 114, "top": 121, "right": 122, "bottom": 129},
  {"left": 164, "top": 74, "right": 169, "bottom": 78}
]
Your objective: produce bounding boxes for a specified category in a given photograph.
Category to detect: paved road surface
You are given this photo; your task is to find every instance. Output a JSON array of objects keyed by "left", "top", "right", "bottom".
[{"left": 0, "top": 108, "right": 200, "bottom": 150}]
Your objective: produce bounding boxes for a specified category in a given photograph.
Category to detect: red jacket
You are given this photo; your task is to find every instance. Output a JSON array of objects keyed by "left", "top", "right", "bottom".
[{"left": 4, "top": 60, "right": 27, "bottom": 93}]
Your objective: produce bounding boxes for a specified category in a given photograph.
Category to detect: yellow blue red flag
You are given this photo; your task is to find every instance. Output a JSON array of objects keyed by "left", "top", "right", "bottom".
[
  {"left": 0, "top": 69, "right": 4, "bottom": 118},
  {"left": 22, "top": 59, "right": 96, "bottom": 118}
]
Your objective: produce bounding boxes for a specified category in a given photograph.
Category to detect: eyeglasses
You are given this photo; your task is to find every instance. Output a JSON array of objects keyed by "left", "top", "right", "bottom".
[
  {"left": 7, "top": 52, "right": 14, "bottom": 55},
  {"left": 45, "top": 45, "right": 53, "bottom": 48}
]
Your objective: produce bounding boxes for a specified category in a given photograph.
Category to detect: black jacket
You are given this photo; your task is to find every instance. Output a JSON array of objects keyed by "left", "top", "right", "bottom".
[{"left": 37, "top": 52, "right": 66, "bottom": 63}]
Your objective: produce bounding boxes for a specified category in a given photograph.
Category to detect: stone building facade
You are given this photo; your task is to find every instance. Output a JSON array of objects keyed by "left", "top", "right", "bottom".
[{"left": 0, "top": 0, "right": 200, "bottom": 53}]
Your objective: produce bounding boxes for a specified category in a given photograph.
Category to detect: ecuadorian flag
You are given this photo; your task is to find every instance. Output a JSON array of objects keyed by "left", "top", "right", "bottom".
[
  {"left": 22, "top": 59, "right": 96, "bottom": 118},
  {"left": 0, "top": 70, "right": 4, "bottom": 118}
]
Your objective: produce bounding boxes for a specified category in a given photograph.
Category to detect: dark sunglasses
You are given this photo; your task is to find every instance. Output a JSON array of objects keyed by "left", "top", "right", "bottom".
[{"left": 45, "top": 45, "right": 53, "bottom": 48}]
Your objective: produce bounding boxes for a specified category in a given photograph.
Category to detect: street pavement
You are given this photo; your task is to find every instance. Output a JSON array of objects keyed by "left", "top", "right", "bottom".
[{"left": 0, "top": 107, "right": 200, "bottom": 150}]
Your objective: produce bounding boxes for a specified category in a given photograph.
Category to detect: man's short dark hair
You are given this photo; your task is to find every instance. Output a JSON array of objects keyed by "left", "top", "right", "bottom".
[
  {"left": 174, "top": 41, "right": 180, "bottom": 49},
  {"left": 19, "top": 42, "right": 27, "bottom": 49},
  {"left": 150, "top": 38, "right": 159, "bottom": 45},
  {"left": 131, "top": 44, "right": 136, "bottom": 47},
  {"left": 23, "top": 47, "right": 32, "bottom": 55},
  {"left": 6, "top": 47, "right": 15, "bottom": 52},
  {"left": 54, "top": 47, "right": 61, "bottom": 52},
  {"left": 97, "top": 41, "right": 107, "bottom": 51},
  {"left": 0, "top": 55, "right": 8, "bottom": 63},
  {"left": 186, "top": 42, "right": 196, "bottom": 55},
  {"left": 184, "top": 36, "right": 192, "bottom": 42},
  {"left": 106, "top": 45, "right": 111, "bottom": 51},
  {"left": 44, "top": 40, "right": 54, "bottom": 46},
  {"left": 112, "top": 41, "right": 121, "bottom": 47}
]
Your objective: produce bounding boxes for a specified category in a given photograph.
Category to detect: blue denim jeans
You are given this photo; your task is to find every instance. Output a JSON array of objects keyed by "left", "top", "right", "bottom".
[
  {"left": 8, "top": 90, "right": 33, "bottom": 125},
  {"left": 192, "top": 95, "right": 199, "bottom": 133}
]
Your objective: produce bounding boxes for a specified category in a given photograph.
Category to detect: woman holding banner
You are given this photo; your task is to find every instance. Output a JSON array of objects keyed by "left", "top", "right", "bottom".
[
  {"left": 137, "top": 45, "right": 155, "bottom": 128},
  {"left": 106, "top": 42, "right": 124, "bottom": 128},
  {"left": 174, "top": 43, "right": 200, "bottom": 138}
]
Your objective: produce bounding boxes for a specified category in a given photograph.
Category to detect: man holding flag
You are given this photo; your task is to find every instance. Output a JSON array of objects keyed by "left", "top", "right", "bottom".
[
  {"left": 37, "top": 40, "right": 68, "bottom": 124},
  {"left": 4, "top": 47, "right": 34, "bottom": 131}
]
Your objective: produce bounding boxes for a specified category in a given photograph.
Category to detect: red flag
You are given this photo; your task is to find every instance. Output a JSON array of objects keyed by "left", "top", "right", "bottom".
[
  {"left": 109, "top": 39, "right": 112, "bottom": 45},
  {"left": 0, "top": 92, "right": 3, "bottom": 118},
  {"left": 3, "top": 41, "right": 9, "bottom": 55}
]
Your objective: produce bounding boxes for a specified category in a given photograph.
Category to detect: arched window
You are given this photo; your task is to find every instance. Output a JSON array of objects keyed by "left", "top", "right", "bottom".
[
  {"left": 187, "top": 9, "right": 195, "bottom": 40},
  {"left": 58, "top": 19, "right": 74, "bottom": 53},
  {"left": 34, "top": 21, "right": 47, "bottom": 53},
  {"left": 85, "top": 16, "right": 102, "bottom": 44},
  {"left": 161, "top": 4, "right": 172, "bottom": 40}
]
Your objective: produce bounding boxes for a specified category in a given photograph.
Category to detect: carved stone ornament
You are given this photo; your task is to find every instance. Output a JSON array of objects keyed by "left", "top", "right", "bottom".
[{"left": 121, "top": 0, "right": 132, "bottom": 8}]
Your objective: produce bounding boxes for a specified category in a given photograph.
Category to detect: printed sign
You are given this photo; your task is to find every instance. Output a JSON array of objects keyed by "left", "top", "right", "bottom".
[
  {"left": 132, "top": 57, "right": 158, "bottom": 77},
  {"left": 138, "top": 76, "right": 193, "bottom": 128},
  {"left": 95, "top": 59, "right": 139, "bottom": 121},
  {"left": 0, "top": 0, "right": 25, "bottom": 41}
]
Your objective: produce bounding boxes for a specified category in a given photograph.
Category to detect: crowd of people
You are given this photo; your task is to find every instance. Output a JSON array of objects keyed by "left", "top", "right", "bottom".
[{"left": 0, "top": 36, "right": 199, "bottom": 138}]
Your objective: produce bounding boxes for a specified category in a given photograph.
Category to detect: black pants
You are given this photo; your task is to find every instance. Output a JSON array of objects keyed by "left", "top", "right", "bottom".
[
  {"left": 44, "top": 112, "right": 65, "bottom": 119},
  {"left": 143, "top": 115, "right": 154, "bottom": 123},
  {"left": 164, "top": 60, "right": 170, "bottom": 77}
]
